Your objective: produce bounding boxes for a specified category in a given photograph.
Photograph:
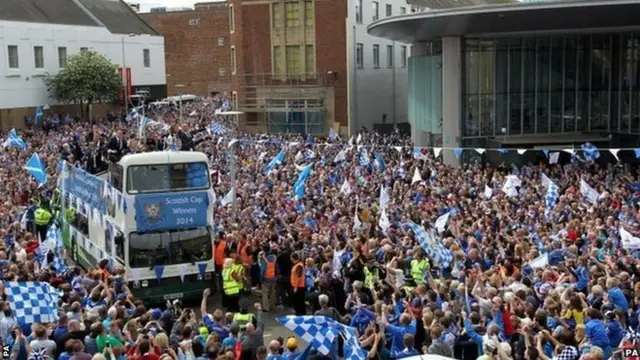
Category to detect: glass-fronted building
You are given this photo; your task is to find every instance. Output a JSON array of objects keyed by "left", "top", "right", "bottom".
[{"left": 369, "top": 0, "right": 640, "bottom": 164}]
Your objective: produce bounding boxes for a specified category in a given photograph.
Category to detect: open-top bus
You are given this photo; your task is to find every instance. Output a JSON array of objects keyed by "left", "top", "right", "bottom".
[{"left": 58, "top": 151, "right": 215, "bottom": 302}]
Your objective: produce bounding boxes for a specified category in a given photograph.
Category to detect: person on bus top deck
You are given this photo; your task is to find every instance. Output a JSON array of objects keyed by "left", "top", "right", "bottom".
[{"left": 171, "top": 124, "right": 194, "bottom": 151}]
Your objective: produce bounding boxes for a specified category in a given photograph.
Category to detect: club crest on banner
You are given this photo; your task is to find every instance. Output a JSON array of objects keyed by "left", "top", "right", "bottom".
[{"left": 143, "top": 202, "right": 164, "bottom": 224}]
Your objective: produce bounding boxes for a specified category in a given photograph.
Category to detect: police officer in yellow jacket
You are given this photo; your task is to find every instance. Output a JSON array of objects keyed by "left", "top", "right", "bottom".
[
  {"left": 411, "top": 249, "right": 430, "bottom": 286},
  {"left": 222, "top": 253, "right": 243, "bottom": 312},
  {"left": 34, "top": 202, "right": 53, "bottom": 242}
]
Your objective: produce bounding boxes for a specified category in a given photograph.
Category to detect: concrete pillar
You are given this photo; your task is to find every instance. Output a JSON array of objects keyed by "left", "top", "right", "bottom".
[
  {"left": 409, "top": 42, "right": 429, "bottom": 146},
  {"left": 441, "top": 36, "right": 462, "bottom": 167}
]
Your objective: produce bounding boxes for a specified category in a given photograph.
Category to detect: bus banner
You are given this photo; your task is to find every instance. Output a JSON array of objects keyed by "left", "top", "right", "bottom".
[
  {"left": 62, "top": 166, "right": 106, "bottom": 214},
  {"left": 134, "top": 191, "right": 209, "bottom": 232}
]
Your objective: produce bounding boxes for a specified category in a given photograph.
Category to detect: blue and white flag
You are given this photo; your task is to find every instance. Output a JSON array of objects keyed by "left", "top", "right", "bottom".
[
  {"left": 545, "top": 182, "right": 560, "bottom": 217},
  {"left": 265, "top": 149, "right": 285, "bottom": 174},
  {"left": 3, "top": 128, "right": 26, "bottom": 149},
  {"left": 580, "top": 179, "right": 600, "bottom": 205},
  {"left": 379, "top": 185, "right": 389, "bottom": 210},
  {"left": 304, "top": 149, "right": 316, "bottom": 160},
  {"left": 34, "top": 106, "right": 44, "bottom": 124},
  {"left": 329, "top": 129, "right": 340, "bottom": 141},
  {"left": 374, "top": 153, "right": 386, "bottom": 171},
  {"left": 333, "top": 149, "right": 347, "bottom": 163},
  {"left": 24, "top": 153, "right": 47, "bottom": 186},
  {"left": 293, "top": 165, "right": 312, "bottom": 199},
  {"left": 413, "top": 147, "right": 427, "bottom": 161},
  {"left": 581, "top": 142, "right": 600, "bottom": 161},
  {"left": 210, "top": 122, "right": 231, "bottom": 135},
  {"left": 277, "top": 315, "right": 366, "bottom": 360},
  {"left": 403, "top": 221, "right": 453, "bottom": 268},
  {"left": 5, "top": 282, "right": 61, "bottom": 331},
  {"left": 358, "top": 149, "right": 370, "bottom": 167}
]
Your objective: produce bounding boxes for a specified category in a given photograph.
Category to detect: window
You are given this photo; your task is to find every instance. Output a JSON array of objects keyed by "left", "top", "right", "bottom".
[
  {"left": 373, "top": 44, "right": 380, "bottom": 68},
  {"left": 218, "top": 68, "right": 225, "bottom": 77},
  {"left": 188, "top": 18, "right": 200, "bottom": 26},
  {"left": 304, "top": 1, "right": 314, "bottom": 27},
  {"left": 400, "top": 45, "right": 407, "bottom": 68},
  {"left": 400, "top": 6, "right": 406, "bottom": 14},
  {"left": 272, "top": 3, "right": 283, "bottom": 28},
  {"left": 305, "top": 45, "right": 314, "bottom": 74},
  {"left": 356, "top": 43, "right": 363, "bottom": 69},
  {"left": 217, "top": 37, "right": 224, "bottom": 46},
  {"left": 372, "top": 1, "right": 379, "bottom": 21},
  {"left": 143, "top": 49, "right": 150, "bottom": 68},
  {"left": 386, "top": 4, "right": 392, "bottom": 16},
  {"left": 33, "top": 46, "right": 44, "bottom": 69},
  {"left": 7, "top": 45, "right": 18, "bottom": 69},
  {"left": 129, "top": 228, "right": 213, "bottom": 268},
  {"left": 58, "top": 47, "right": 67, "bottom": 68},
  {"left": 126, "top": 162, "right": 210, "bottom": 194},
  {"left": 229, "top": 5, "right": 235, "bottom": 32},
  {"left": 230, "top": 46, "right": 236, "bottom": 74},
  {"left": 285, "top": 2, "right": 300, "bottom": 28},
  {"left": 80, "top": 47, "right": 88, "bottom": 52},
  {"left": 386, "top": 45, "right": 393, "bottom": 68},
  {"left": 355, "top": 0, "right": 362, "bottom": 23},
  {"left": 273, "top": 46, "right": 284, "bottom": 74},
  {"left": 286, "top": 45, "right": 301, "bottom": 75}
]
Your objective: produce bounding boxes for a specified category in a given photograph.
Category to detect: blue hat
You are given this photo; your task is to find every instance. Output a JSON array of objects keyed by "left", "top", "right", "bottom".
[{"left": 152, "top": 308, "right": 162, "bottom": 320}]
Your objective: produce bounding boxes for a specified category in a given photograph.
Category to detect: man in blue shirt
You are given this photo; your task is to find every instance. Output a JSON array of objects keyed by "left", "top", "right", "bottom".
[
  {"left": 606, "top": 277, "right": 629, "bottom": 312},
  {"left": 381, "top": 304, "right": 417, "bottom": 357}
]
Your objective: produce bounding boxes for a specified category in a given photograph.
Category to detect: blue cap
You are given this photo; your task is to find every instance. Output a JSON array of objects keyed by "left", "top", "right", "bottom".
[{"left": 152, "top": 308, "right": 162, "bottom": 320}]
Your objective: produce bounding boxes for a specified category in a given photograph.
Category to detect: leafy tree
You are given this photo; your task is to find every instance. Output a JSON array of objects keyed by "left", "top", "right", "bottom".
[{"left": 44, "top": 50, "right": 123, "bottom": 119}]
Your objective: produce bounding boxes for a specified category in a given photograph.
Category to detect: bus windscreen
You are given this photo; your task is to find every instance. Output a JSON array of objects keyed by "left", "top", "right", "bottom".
[
  {"left": 128, "top": 228, "right": 212, "bottom": 268},
  {"left": 126, "top": 162, "right": 210, "bottom": 194}
]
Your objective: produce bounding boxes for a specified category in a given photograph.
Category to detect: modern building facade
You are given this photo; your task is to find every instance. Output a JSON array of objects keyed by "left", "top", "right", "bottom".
[
  {"left": 0, "top": 0, "right": 166, "bottom": 129},
  {"left": 369, "top": 0, "right": 640, "bottom": 164},
  {"left": 141, "top": 2, "right": 234, "bottom": 96}
]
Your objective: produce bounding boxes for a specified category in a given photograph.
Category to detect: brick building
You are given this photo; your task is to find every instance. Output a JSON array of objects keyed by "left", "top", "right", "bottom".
[
  {"left": 227, "top": 0, "right": 349, "bottom": 134},
  {"left": 141, "top": 2, "right": 234, "bottom": 97},
  {"left": 142, "top": 0, "right": 410, "bottom": 135}
]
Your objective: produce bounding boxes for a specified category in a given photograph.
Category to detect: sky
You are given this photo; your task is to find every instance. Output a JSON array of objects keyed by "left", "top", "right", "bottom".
[{"left": 133, "top": 0, "right": 221, "bottom": 12}]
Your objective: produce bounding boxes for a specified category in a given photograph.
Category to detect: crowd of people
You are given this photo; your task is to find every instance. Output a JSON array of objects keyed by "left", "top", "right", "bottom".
[{"left": 0, "top": 92, "right": 640, "bottom": 360}]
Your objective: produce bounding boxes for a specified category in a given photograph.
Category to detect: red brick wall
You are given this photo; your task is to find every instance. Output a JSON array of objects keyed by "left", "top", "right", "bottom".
[
  {"left": 141, "top": 8, "right": 235, "bottom": 97},
  {"left": 315, "top": 0, "right": 348, "bottom": 127}
]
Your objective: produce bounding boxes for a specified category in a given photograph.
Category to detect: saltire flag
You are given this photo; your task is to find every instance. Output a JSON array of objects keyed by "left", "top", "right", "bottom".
[
  {"left": 3, "top": 128, "right": 26, "bottom": 149},
  {"left": 265, "top": 149, "right": 285, "bottom": 174},
  {"left": 24, "top": 153, "right": 47, "bottom": 186}
]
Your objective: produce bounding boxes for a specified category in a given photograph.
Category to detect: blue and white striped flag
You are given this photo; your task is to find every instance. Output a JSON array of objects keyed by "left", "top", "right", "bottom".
[
  {"left": 545, "top": 182, "right": 560, "bottom": 217},
  {"left": 403, "top": 221, "right": 453, "bottom": 268},
  {"left": 210, "top": 122, "right": 231, "bottom": 135}
]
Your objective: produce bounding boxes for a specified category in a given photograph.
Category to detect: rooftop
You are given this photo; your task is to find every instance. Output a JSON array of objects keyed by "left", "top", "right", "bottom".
[
  {"left": 0, "top": 0, "right": 99, "bottom": 27},
  {"left": 0, "top": 0, "right": 158, "bottom": 36},
  {"left": 368, "top": 0, "right": 640, "bottom": 43}
]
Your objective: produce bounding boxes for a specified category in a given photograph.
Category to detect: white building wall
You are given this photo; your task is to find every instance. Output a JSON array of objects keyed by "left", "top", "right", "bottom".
[
  {"left": 0, "top": 20, "right": 166, "bottom": 110},
  {"left": 347, "top": 0, "right": 410, "bottom": 132}
]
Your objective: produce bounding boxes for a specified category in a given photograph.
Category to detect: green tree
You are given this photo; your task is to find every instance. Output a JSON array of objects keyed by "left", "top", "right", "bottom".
[{"left": 44, "top": 50, "right": 123, "bottom": 119}]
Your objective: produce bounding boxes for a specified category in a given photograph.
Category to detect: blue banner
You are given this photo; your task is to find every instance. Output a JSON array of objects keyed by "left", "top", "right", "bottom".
[
  {"left": 134, "top": 191, "right": 209, "bottom": 232},
  {"left": 61, "top": 165, "right": 106, "bottom": 213}
]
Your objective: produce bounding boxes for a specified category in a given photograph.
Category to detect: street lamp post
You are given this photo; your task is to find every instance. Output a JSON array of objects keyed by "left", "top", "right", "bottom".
[{"left": 174, "top": 83, "right": 186, "bottom": 123}]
